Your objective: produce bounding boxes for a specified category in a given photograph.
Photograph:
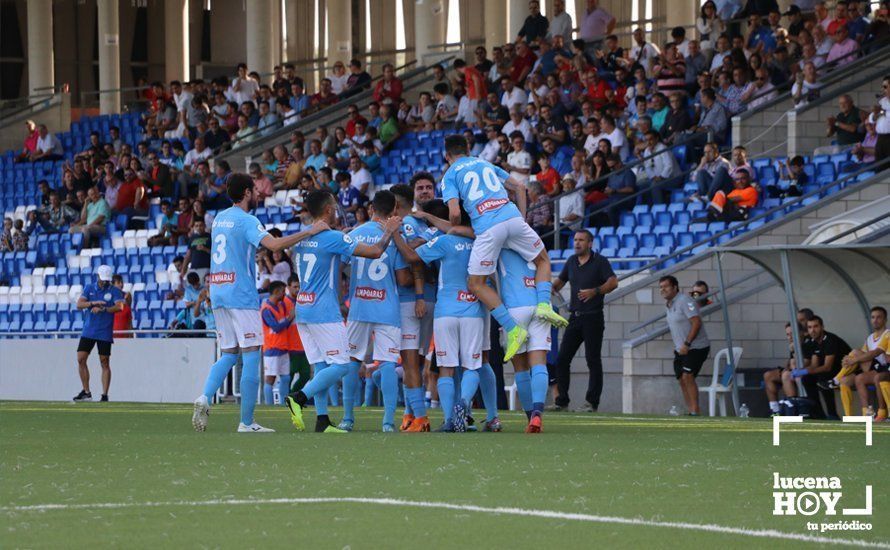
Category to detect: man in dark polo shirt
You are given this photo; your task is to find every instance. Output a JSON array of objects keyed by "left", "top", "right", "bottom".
[
  {"left": 790, "top": 316, "right": 852, "bottom": 419},
  {"left": 550, "top": 229, "right": 618, "bottom": 411},
  {"left": 180, "top": 218, "right": 212, "bottom": 281},
  {"left": 73, "top": 265, "right": 125, "bottom": 402}
]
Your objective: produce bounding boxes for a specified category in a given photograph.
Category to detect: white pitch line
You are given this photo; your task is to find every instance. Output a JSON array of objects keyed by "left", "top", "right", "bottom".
[{"left": 1, "top": 497, "right": 887, "bottom": 548}]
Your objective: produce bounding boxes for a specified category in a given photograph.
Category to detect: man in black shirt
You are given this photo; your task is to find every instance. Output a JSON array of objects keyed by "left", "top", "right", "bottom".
[
  {"left": 517, "top": 0, "right": 549, "bottom": 45},
  {"left": 341, "top": 59, "right": 372, "bottom": 98},
  {"left": 180, "top": 218, "right": 212, "bottom": 281},
  {"left": 550, "top": 230, "right": 618, "bottom": 411},
  {"left": 790, "top": 316, "right": 853, "bottom": 419}
]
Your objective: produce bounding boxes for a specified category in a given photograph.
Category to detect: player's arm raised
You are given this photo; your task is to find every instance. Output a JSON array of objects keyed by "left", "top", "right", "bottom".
[
  {"left": 260, "top": 221, "right": 329, "bottom": 252},
  {"left": 503, "top": 175, "right": 528, "bottom": 218},
  {"left": 392, "top": 228, "right": 422, "bottom": 265},
  {"left": 352, "top": 216, "right": 402, "bottom": 259}
]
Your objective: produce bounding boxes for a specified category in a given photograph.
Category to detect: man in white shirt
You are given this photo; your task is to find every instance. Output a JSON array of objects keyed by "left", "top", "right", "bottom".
[
  {"left": 348, "top": 155, "right": 373, "bottom": 197},
  {"left": 31, "top": 124, "right": 64, "bottom": 161},
  {"left": 228, "top": 63, "right": 259, "bottom": 106},
  {"left": 479, "top": 126, "right": 501, "bottom": 163},
  {"left": 583, "top": 119, "right": 608, "bottom": 158},
  {"left": 455, "top": 94, "right": 478, "bottom": 128},
  {"left": 630, "top": 28, "right": 661, "bottom": 78},
  {"left": 871, "top": 75, "right": 890, "bottom": 162},
  {"left": 601, "top": 114, "right": 629, "bottom": 160},
  {"left": 183, "top": 137, "right": 212, "bottom": 170},
  {"left": 505, "top": 132, "right": 533, "bottom": 185},
  {"left": 709, "top": 35, "right": 732, "bottom": 72},
  {"left": 501, "top": 106, "right": 534, "bottom": 143},
  {"left": 171, "top": 80, "right": 193, "bottom": 113},
  {"left": 557, "top": 176, "right": 584, "bottom": 234},
  {"left": 547, "top": 0, "right": 574, "bottom": 44},
  {"left": 635, "top": 130, "right": 679, "bottom": 203},
  {"left": 500, "top": 77, "right": 529, "bottom": 111},
  {"left": 741, "top": 68, "right": 777, "bottom": 111}
]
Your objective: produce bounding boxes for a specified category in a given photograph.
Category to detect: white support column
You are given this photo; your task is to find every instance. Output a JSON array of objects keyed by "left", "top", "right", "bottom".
[
  {"left": 484, "top": 0, "right": 508, "bottom": 53},
  {"left": 508, "top": 0, "right": 527, "bottom": 41},
  {"left": 27, "top": 0, "right": 55, "bottom": 96},
  {"left": 247, "top": 0, "right": 275, "bottom": 83},
  {"left": 97, "top": 0, "right": 121, "bottom": 114},
  {"left": 327, "top": 0, "right": 353, "bottom": 67},
  {"left": 164, "top": 0, "right": 190, "bottom": 82},
  {"left": 414, "top": 0, "right": 445, "bottom": 66}
]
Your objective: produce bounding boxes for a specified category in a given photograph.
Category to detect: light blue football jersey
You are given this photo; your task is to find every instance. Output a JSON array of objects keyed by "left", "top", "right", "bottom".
[
  {"left": 344, "top": 221, "right": 407, "bottom": 327},
  {"left": 415, "top": 234, "right": 483, "bottom": 319},
  {"left": 398, "top": 214, "right": 439, "bottom": 303},
  {"left": 439, "top": 156, "right": 521, "bottom": 234},
  {"left": 497, "top": 249, "right": 537, "bottom": 309},
  {"left": 208, "top": 207, "right": 269, "bottom": 310},
  {"left": 292, "top": 229, "right": 358, "bottom": 324}
]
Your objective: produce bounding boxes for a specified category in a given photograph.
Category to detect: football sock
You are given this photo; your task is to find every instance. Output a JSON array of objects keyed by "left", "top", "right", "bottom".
[
  {"left": 239, "top": 350, "right": 261, "bottom": 426},
  {"left": 327, "top": 383, "right": 339, "bottom": 406},
  {"left": 437, "top": 376, "right": 455, "bottom": 422},
  {"left": 769, "top": 401, "right": 780, "bottom": 413},
  {"left": 878, "top": 408, "right": 887, "bottom": 418},
  {"left": 514, "top": 370, "right": 533, "bottom": 414},
  {"left": 341, "top": 361, "right": 361, "bottom": 423},
  {"left": 315, "top": 414, "right": 332, "bottom": 432},
  {"left": 490, "top": 304, "right": 517, "bottom": 332},
  {"left": 862, "top": 407, "right": 871, "bottom": 416},
  {"left": 301, "top": 362, "right": 344, "bottom": 416},
  {"left": 479, "top": 363, "right": 499, "bottom": 421},
  {"left": 263, "top": 383, "right": 274, "bottom": 406},
  {"left": 530, "top": 364, "right": 548, "bottom": 414},
  {"left": 833, "top": 363, "right": 857, "bottom": 382},
  {"left": 460, "top": 369, "right": 481, "bottom": 407},
  {"left": 880, "top": 382, "right": 890, "bottom": 412},
  {"left": 202, "top": 352, "right": 238, "bottom": 401},
  {"left": 404, "top": 384, "right": 414, "bottom": 416},
  {"left": 840, "top": 385, "right": 854, "bottom": 417},
  {"left": 276, "top": 375, "right": 291, "bottom": 407},
  {"left": 379, "top": 361, "right": 399, "bottom": 427},
  {"left": 407, "top": 387, "right": 427, "bottom": 419},
  {"left": 535, "top": 280, "right": 553, "bottom": 306}
]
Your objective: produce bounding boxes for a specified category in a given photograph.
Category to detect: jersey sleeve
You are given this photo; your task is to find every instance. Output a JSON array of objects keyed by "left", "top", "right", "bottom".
[
  {"left": 243, "top": 215, "right": 270, "bottom": 247},
  {"left": 440, "top": 168, "right": 459, "bottom": 203},
  {"left": 325, "top": 231, "right": 360, "bottom": 256},
  {"left": 415, "top": 236, "right": 445, "bottom": 266},
  {"left": 112, "top": 287, "right": 125, "bottom": 304}
]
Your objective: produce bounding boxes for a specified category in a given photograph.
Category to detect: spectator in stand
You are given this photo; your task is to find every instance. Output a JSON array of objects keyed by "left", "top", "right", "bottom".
[
  {"left": 228, "top": 63, "right": 259, "bottom": 106},
  {"left": 648, "top": 93, "right": 670, "bottom": 134},
  {"left": 143, "top": 152, "right": 173, "bottom": 198},
  {"left": 15, "top": 119, "right": 39, "bottom": 162},
  {"left": 116, "top": 167, "right": 149, "bottom": 228},
  {"left": 846, "top": 0, "right": 870, "bottom": 43},
  {"left": 662, "top": 93, "right": 693, "bottom": 144},
  {"left": 342, "top": 58, "right": 372, "bottom": 98},
  {"left": 718, "top": 68, "right": 750, "bottom": 115},
  {"left": 311, "top": 78, "right": 340, "bottom": 110},
  {"left": 741, "top": 67, "right": 777, "bottom": 110},
  {"left": 826, "top": 94, "right": 866, "bottom": 149},
  {"left": 826, "top": 24, "right": 859, "bottom": 67},
  {"left": 852, "top": 120, "right": 878, "bottom": 164},
  {"left": 536, "top": 103, "right": 568, "bottom": 145},
  {"left": 337, "top": 172, "right": 362, "bottom": 226},
  {"left": 147, "top": 200, "right": 179, "bottom": 247},
  {"left": 770, "top": 155, "right": 808, "bottom": 198},
  {"left": 525, "top": 181, "right": 554, "bottom": 242},
  {"left": 511, "top": 41, "right": 538, "bottom": 86},
  {"left": 501, "top": 76, "right": 529, "bottom": 111},
  {"left": 474, "top": 46, "right": 493, "bottom": 75},
  {"left": 407, "top": 92, "right": 435, "bottom": 131},
  {"left": 812, "top": 25, "right": 833, "bottom": 60},
  {"left": 477, "top": 92, "right": 509, "bottom": 130},
  {"left": 305, "top": 140, "right": 328, "bottom": 173},
  {"left": 635, "top": 130, "right": 680, "bottom": 203},
  {"left": 478, "top": 126, "right": 501, "bottom": 163},
  {"left": 710, "top": 34, "right": 732, "bottom": 72},
  {"left": 697, "top": 1, "right": 725, "bottom": 58},
  {"left": 579, "top": 0, "right": 616, "bottom": 56},
  {"left": 0, "top": 218, "right": 14, "bottom": 252},
  {"left": 35, "top": 191, "right": 78, "bottom": 234},
  {"left": 432, "top": 83, "right": 458, "bottom": 128},
  {"left": 328, "top": 61, "right": 349, "bottom": 94},
  {"left": 746, "top": 14, "right": 777, "bottom": 54},
  {"left": 705, "top": 169, "right": 759, "bottom": 222},
  {"left": 535, "top": 154, "right": 561, "bottom": 195},
  {"left": 557, "top": 175, "right": 584, "bottom": 239},
  {"left": 871, "top": 75, "right": 890, "bottom": 162},
  {"left": 257, "top": 100, "right": 280, "bottom": 137},
  {"left": 99, "top": 161, "right": 121, "bottom": 210},
  {"left": 684, "top": 40, "right": 708, "bottom": 93},
  {"left": 203, "top": 117, "right": 230, "bottom": 151},
  {"left": 375, "top": 104, "right": 400, "bottom": 149},
  {"left": 180, "top": 218, "right": 211, "bottom": 281},
  {"left": 373, "top": 63, "right": 403, "bottom": 103},
  {"left": 348, "top": 155, "right": 373, "bottom": 198},
  {"left": 659, "top": 275, "right": 710, "bottom": 416},
  {"left": 630, "top": 27, "right": 661, "bottom": 78},
  {"left": 504, "top": 131, "right": 533, "bottom": 185},
  {"left": 247, "top": 162, "right": 274, "bottom": 205},
  {"left": 693, "top": 87, "right": 729, "bottom": 145},
  {"left": 30, "top": 124, "right": 64, "bottom": 162},
  {"left": 693, "top": 141, "right": 732, "bottom": 197},
  {"left": 601, "top": 154, "right": 637, "bottom": 226},
  {"left": 791, "top": 61, "right": 822, "bottom": 107},
  {"left": 517, "top": 0, "right": 548, "bottom": 45},
  {"left": 69, "top": 186, "right": 110, "bottom": 248},
  {"left": 547, "top": 0, "right": 573, "bottom": 44},
  {"left": 111, "top": 274, "right": 133, "bottom": 339},
  {"left": 863, "top": 5, "right": 889, "bottom": 54},
  {"left": 671, "top": 27, "right": 691, "bottom": 57},
  {"left": 826, "top": 0, "right": 850, "bottom": 36}
]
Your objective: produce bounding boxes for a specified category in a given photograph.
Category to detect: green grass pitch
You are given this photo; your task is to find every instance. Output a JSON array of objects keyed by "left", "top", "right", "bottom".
[{"left": 1, "top": 401, "right": 887, "bottom": 548}]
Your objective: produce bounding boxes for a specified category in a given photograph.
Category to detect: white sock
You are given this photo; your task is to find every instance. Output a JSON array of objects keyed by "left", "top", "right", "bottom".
[{"left": 769, "top": 401, "right": 780, "bottom": 413}]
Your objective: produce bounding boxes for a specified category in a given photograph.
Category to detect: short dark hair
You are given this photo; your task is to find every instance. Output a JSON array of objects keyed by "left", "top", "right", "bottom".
[
  {"left": 671, "top": 26, "right": 686, "bottom": 38},
  {"left": 410, "top": 171, "right": 436, "bottom": 189},
  {"left": 305, "top": 190, "right": 334, "bottom": 218},
  {"left": 444, "top": 134, "right": 469, "bottom": 157},
  {"left": 693, "top": 280, "right": 710, "bottom": 291},
  {"left": 226, "top": 173, "right": 254, "bottom": 202},
  {"left": 453, "top": 59, "right": 466, "bottom": 69},
  {"left": 659, "top": 275, "right": 679, "bottom": 288},
  {"left": 575, "top": 229, "right": 593, "bottom": 240},
  {"left": 421, "top": 198, "right": 450, "bottom": 221},
  {"left": 268, "top": 281, "right": 286, "bottom": 295},
  {"left": 112, "top": 274, "right": 123, "bottom": 284},
  {"left": 161, "top": 200, "right": 171, "bottom": 208},
  {"left": 701, "top": 88, "right": 717, "bottom": 101},
  {"left": 187, "top": 272, "right": 200, "bottom": 285},
  {"left": 433, "top": 83, "right": 450, "bottom": 95},
  {"left": 871, "top": 306, "right": 888, "bottom": 318},
  {"left": 287, "top": 273, "right": 300, "bottom": 285},
  {"left": 798, "top": 308, "right": 815, "bottom": 320},
  {"left": 809, "top": 315, "right": 824, "bottom": 326},
  {"left": 371, "top": 189, "right": 396, "bottom": 217},
  {"left": 389, "top": 184, "right": 414, "bottom": 206}
]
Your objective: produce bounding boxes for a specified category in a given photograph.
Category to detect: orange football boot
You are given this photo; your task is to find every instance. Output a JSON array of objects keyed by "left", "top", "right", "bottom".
[
  {"left": 525, "top": 413, "right": 542, "bottom": 433},
  {"left": 404, "top": 416, "right": 431, "bottom": 432},
  {"left": 399, "top": 414, "right": 415, "bottom": 432}
]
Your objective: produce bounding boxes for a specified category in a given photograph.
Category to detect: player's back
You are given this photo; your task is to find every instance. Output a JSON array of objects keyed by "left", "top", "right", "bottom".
[
  {"left": 292, "top": 229, "right": 357, "bottom": 324},
  {"left": 345, "top": 221, "right": 404, "bottom": 327},
  {"left": 497, "top": 249, "right": 537, "bottom": 309},
  {"left": 417, "top": 234, "right": 483, "bottom": 319},
  {"left": 440, "top": 156, "right": 521, "bottom": 233},
  {"left": 208, "top": 206, "right": 268, "bottom": 310}
]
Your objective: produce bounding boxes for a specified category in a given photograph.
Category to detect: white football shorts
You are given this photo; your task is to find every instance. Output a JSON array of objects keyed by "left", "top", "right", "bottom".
[
  {"left": 346, "top": 321, "right": 401, "bottom": 363},
  {"left": 297, "top": 322, "right": 351, "bottom": 365},
  {"left": 213, "top": 308, "right": 263, "bottom": 350},
  {"left": 468, "top": 217, "right": 544, "bottom": 276},
  {"left": 433, "top": 316, "right": 485, "bottom": 370}
]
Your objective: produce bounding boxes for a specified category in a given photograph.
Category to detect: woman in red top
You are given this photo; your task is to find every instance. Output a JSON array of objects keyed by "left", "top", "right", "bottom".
[
  {"left": 16, "top": 120, "right": 39, "bottom": 162},
  {"left": 112, "top": 275, "right": 133, "bottom": 338}
]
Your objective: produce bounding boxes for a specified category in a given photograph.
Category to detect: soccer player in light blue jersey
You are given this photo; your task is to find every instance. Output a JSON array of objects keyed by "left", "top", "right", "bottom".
[
  {"left": 340, "top": 190, "right": 412, "bottom": 432},
  {"left": 440, "top": 134, "right": 567, "bottom": 364},
  {"left": 390, "top": 183, "right": 439, "bottom": 432},
  {"left": 394, "top": 200, "right": 500, "bottom": 432},
  {"left": 192, "top": 174, "right": 329, "bottom": 433},
  {"left": 497, "top": 249, "right": 551, "bottom": 433},
  {"left": 285, "top": 190, "right": 402, "bottom": 433}
]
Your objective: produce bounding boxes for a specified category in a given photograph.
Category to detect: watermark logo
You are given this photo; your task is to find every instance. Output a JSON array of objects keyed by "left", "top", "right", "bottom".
[{"left": 771, "top": 473, "right": 872, "bottom": 533}]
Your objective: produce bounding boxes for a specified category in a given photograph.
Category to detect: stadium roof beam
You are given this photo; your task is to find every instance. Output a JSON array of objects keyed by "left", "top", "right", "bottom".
[{"left": 714, "top": 244, "right": 890, "bottom": 369}]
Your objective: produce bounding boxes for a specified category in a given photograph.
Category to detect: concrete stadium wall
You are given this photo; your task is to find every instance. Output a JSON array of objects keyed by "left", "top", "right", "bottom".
[
  {"left": 538, "top": 177, "right": 890, "bottom": 415},
  {"left": 0, "top": 337, "right": 217, "bottom": 403},
  {"left": 0, "top": 94, "right": 71, "bottom": 153}
]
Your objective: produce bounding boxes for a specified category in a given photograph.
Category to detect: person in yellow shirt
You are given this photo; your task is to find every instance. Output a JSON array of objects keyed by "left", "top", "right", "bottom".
[{"left": 830, "top": 306, "right": 890, "bottom": 419}]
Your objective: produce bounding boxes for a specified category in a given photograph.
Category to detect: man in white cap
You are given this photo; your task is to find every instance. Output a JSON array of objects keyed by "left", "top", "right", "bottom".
[{"left": 73, "top": 265, "right": 125, "bottom": 402}]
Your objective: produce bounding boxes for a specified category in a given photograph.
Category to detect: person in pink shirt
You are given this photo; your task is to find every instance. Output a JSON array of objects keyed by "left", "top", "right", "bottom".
[
  {"left": 826, "top": 25, "right": 859, "bottom": 67},
  {"left": 16, "top": 120, "right": 39, "bottom": 163},
  {"left": 249, "top": 162, "right": 274, "bottom": 203}
]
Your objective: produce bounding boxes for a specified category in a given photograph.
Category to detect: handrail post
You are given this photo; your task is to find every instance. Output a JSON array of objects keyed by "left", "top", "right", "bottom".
[{"left": 552, "top": 197, "right": 561, "bottom": 250}]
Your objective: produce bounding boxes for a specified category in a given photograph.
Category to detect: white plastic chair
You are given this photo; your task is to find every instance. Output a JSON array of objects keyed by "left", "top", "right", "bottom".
[
  {"left": 505, "top": 381, "right": 519, "bottom": 411},
  {"left": 699, "top": 347, "right": 743, "bottom": 417}
]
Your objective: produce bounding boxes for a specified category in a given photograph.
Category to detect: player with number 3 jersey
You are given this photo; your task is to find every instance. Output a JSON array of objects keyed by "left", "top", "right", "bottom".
[{"left": 439, "top": 135, "right": 567, "bottom": 363}]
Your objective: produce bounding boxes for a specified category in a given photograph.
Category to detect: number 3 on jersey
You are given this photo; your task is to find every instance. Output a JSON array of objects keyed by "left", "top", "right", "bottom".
[
  {"left": 465, "top": 166, "right": 503, "bottom": 200},
  {"left": 212, "top": 234, "right": 226, "bottom": 264}
]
